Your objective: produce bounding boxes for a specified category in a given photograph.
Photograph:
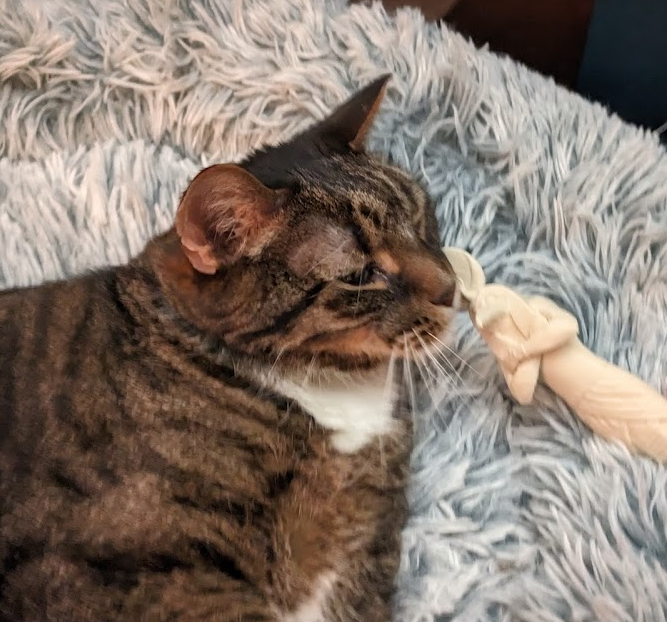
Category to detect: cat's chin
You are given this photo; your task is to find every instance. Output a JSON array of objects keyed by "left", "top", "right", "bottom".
[{"left": 298, "top": 350, "right": 388, "bottom": 373}]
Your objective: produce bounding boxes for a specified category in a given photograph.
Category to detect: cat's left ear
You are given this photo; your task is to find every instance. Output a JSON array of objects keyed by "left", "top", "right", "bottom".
[
  {"left": 317, "top": 74, "right": 390, "bottom": 152},
  {"left": 175, "top": 164, "right": 288, "bottom": 274}
]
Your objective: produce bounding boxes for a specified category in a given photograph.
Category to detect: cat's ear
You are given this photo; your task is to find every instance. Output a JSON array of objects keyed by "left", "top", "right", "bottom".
[
  {"left": 175, "top": 164, "right": 288, "bottom": 274},
  {"left": 317, "top": 74, "right": 390, "bottom": 152}
]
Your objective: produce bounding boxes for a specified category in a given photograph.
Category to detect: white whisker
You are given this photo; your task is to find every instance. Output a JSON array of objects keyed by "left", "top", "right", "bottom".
[
  {"left": 269, "top": 346, "right": 287, "bottom": 374},
  {"left": 383, "top": 348, "right": 397, "bottom": 404},
  {"left": 402, "top": 339, "right": 418, "bottom": 418},
  {"left": 427, "top": 331, "right": 482, "bottom": 378},
  {"left": 304, "top": 240, "right": 349, "bottom": 276},
  {"left": 302, "top": 354, "right": 319, "bottom": 387},
  {"left": 411, "top": 331, "right": 438, "bottom": 384},
  {"left": 413, "top": 330, "right": 456, "bottom": 384},
  {"left": 378, "top": 347, "right": 398, "bottom": 477},
  {"left": 421, "top": 336, "right": 467, "bottom": 390},
  {"left": 409, "top": 337, "right": 448, "bottom": 410},
  {"left": 354, "top": 270, "right": 363, "bottom": 313}
]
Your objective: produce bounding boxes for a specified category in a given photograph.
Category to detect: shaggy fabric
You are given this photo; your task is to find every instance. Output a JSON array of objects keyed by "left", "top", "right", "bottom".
[{"left": 2, "top": 0, "right": 667, "bottom": 620}]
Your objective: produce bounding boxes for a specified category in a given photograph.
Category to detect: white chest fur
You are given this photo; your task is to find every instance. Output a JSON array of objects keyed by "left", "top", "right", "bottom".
[
  {"left": 274, "top": 365, "right": 398, "bottom": 453},
  {"left": 280, "top": 572, "right": 338, "bottom": 622}
]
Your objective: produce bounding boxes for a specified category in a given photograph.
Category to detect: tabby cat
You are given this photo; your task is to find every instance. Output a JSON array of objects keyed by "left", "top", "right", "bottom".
[{"left": 0, "top": 75, "right": 458, "bottom": 622}]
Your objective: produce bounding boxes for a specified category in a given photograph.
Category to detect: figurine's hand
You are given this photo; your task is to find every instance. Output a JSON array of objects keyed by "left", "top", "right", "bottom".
[
  {"left": 472, "top": 285, "right": 540, "bottom": 375},
  {"left": 521, "top": 297, "right": 579, "bottom": 356},
  {"left": 473, "top": 297, "right": 512, "bottom": 332},
  {"left": 494, "top": 340, "right": 530, "bottom": 372},
  {"left": 504, "top": 358, "right": 540, "bottom": 405},
  {"left": 471, "top": 286, "right": 581, "bottom": 407}
]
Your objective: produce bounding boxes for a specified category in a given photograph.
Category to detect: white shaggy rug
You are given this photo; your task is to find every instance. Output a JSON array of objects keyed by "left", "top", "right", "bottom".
[{"left": 2, "top": 0, "right": 667, "bottom": 620}]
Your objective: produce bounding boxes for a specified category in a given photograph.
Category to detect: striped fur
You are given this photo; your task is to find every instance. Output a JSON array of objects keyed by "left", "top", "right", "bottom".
[{"left": 0, "top": 79, "right": 456, "bottom": 621}]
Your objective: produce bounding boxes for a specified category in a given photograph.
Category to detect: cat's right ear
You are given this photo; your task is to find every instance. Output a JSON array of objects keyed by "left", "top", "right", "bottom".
[
  {"left": 315, "top": 74, "right": 390, "bottom": 152},
  {"left": 175, "top": 164, "right": 288, "bottom": 274}
]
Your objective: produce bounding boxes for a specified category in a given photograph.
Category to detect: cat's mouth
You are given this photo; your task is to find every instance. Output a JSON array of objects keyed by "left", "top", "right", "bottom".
[
  {"left": 396, "top": 325, "right": 449, "bottom": 359},
  {"left": 299, "top": 319, "right": 449, "bottom": 366},
  {"left": 304, "top": 325, "right": 393, "bottom": 359}
]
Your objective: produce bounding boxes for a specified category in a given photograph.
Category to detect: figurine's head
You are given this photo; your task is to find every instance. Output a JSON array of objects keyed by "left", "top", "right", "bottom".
[{"left": 442, "top": 247, "right": 486, "bottom": 307}]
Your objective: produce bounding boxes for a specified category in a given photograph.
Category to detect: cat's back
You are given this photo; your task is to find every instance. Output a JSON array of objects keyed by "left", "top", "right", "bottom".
[
  {"left": 0, "top": 273, "right": 107, "bottom": 434},
  {"left": 0, "top": 272, "right": 124, "bottom": 496},
  {"left": 0, "top": 274, "right": 105, "bottom": 379}
]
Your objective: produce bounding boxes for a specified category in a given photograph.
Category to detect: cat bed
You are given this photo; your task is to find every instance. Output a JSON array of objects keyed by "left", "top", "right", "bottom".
[{"left": 2, "top": 0, "right": 667, "bottom": 619}]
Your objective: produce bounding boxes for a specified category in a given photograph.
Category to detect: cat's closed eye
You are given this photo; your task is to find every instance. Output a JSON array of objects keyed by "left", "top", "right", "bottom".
[{"left": 338, "top": 264, "right": 387, "bottom": 288}]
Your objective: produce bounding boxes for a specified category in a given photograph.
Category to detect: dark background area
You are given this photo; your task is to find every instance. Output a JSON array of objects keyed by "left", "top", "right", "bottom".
[{"left": 356, "top": 0, "right": 666, "bottom": 134}]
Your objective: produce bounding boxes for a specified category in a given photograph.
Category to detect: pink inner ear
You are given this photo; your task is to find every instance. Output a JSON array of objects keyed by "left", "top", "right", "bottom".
[
  {"left": 179, "top": 225, "right": 219, "bottom": 275},
  {"left": 175, "top": 164, "right": 287, "bottom": 274},
  {"left": 176, "top": 196, "right": 220, "bottom": 274}
]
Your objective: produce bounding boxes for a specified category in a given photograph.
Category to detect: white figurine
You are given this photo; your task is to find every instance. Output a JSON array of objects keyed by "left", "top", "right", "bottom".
[{"left": 443, "top": 247, "right": 667, "bottom": 463}]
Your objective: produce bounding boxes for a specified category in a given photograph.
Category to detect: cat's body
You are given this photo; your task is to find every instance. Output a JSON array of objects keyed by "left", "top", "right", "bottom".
[
  {"left": 0, "top": 266, "right": 411, "bottom": 622},
  {"left": 0, "top": 77, "right": 457, "bottom": 621}
]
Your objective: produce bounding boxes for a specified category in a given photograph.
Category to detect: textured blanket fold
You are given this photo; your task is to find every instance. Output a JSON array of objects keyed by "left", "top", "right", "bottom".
[{"left": 2, "top": 0, "right": 667, "bottom": 619}]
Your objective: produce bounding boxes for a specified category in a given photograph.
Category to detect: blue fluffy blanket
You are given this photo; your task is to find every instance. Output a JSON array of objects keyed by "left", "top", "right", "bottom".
[{"left": 2, "top": 0, "right": 667, "bottom": 619}]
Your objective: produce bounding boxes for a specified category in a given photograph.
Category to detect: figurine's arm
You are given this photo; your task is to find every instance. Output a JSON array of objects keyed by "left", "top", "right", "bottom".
[
  {"left": 472, "top": 287, "right": 578, "bottom": 372},
  {"left": 473, "top": 288, "right": 543, "bottom": 405},
  {"left": 504, "top": 296, "right": 579, "bottom": 365},
  {"left": 503, "top": 358, "right": 541, "bottom": 406}
]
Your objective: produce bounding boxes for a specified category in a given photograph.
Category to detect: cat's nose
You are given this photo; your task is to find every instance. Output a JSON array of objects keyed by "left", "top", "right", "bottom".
[
  {"left": 421, "top": 252, "right": 459, "bottom": 308},
  {"left": 389, "top": 243, "right": 459, "bottom": 308},
  {"left": 413, "top": 259, "right": 458, "bottom": 307},
  {"left": 430, "top": 283, "right": 457, "bottom": 307}
]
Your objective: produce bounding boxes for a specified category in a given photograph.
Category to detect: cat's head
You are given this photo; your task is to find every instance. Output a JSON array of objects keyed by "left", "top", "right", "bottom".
[{"left": 160, "top": 75, "right": 458, "bottom": 371}]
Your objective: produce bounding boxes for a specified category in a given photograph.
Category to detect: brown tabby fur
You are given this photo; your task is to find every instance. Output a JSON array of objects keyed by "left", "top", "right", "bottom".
[{"left": 0, "top": 76, "right": 457, "bottom": 622}]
